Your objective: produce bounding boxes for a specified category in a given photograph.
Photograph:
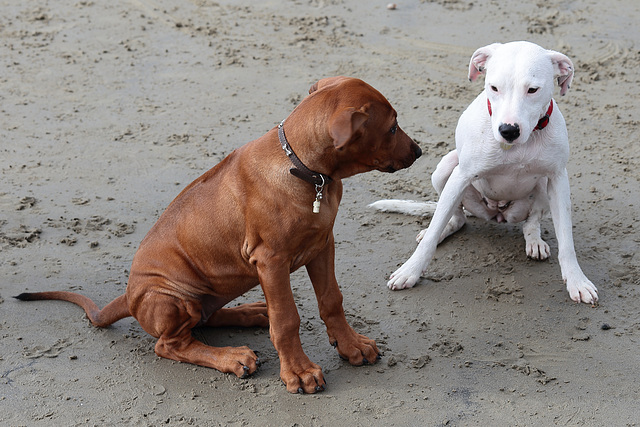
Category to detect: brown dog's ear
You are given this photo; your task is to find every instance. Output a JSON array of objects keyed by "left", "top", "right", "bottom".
[
  {"left": 468, "top": 43, "right": 501, "bottom": 82},
  {"left": 548, "top": 50, "right": 574, "bottom": 96},
  {"left": 309, "top": 76, "right": 348, "bottom": 94},
  {"left": 329, "top": 105, "right": 369, "bottom": 150}
]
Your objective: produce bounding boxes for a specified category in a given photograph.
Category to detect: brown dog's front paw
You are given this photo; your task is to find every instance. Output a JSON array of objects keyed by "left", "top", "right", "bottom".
[
  {"left": 280, "top": 360, "right": 326, "bottom": 394},
  {"left": 330, "top": 330, "right": 380, "bottom": 366}
]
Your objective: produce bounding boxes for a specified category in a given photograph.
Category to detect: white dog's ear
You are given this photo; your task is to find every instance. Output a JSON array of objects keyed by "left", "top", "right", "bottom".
[
  {"left": 548, "top": 51, "right": 574, "bottom": 96},
  {"left": 468, "top": 43, "right": 501, "bottom": 82}
]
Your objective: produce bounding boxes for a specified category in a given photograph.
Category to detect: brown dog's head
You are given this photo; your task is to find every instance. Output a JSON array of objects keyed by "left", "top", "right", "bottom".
[{"left": 307, "top": 77, "right": 421, "bottom": 179}]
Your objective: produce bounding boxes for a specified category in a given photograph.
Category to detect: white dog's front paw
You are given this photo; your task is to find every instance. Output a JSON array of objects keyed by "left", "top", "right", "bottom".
[
  {"left": 387, "top": 263, "right": 422, "bottom": 290},
  {"left": 566, "top": 277, "right": 599, "bottom": 304},
  {"left": 526, "top": 238, "right": 550, "bottom": 260},
  {"left": 416, "top": 228, "right": 427, "bottom": 243}
]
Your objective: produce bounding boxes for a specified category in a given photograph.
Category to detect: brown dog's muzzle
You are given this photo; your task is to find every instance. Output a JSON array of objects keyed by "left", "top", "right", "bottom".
[
  {"left": 382, "top": 130, "right": 421, "bottom": 173},
  {"left": 411, "top": 142, "right": 423, "bottom": 161}
]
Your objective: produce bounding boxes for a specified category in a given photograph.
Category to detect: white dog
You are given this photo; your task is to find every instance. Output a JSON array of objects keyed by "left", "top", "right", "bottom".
[{"left": 370, "top": 41, "right": 598, "bottom": 304}]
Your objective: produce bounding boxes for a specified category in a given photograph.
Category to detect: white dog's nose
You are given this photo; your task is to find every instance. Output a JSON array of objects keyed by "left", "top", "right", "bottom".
[{"left": 499, "top": 123, "right": 520, "bottom": 142}]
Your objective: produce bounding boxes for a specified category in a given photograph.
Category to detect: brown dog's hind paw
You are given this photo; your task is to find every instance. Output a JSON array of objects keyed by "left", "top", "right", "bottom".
[
  {"left": 219, "top": 346, "right": 262, "bottom": 378},
  {"left": 155, "top": 336, "right": 260, "bottom": 378},
  {"left": 240, "top": 365, "right": 252, "bottom": 379},
  {"left": 204, "top": 302, "right": 269, "bottom": 328}
]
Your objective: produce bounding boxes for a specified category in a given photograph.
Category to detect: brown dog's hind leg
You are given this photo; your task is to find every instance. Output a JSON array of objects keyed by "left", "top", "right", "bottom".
[
  {"left": 155, "top": 334, "right": 260, "bottom": 378},
  {"left": 135, "top": 293, "right": 260, "bottom": 378},
  {"left": 203, "top": 302, "right": 269, "bottom": 328}
]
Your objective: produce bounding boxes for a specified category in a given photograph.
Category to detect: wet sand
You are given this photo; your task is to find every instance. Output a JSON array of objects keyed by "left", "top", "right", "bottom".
[{"left": 2, "top": 0, "right": 639, "bottom": 425}]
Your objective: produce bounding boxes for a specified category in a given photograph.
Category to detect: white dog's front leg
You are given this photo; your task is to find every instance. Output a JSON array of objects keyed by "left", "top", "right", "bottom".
[
  {"left": 547, "top": 170, "right": 598, "bottom": 304},
  {"left": 388, "top": 167, "right": 470, "bottom": 290}
]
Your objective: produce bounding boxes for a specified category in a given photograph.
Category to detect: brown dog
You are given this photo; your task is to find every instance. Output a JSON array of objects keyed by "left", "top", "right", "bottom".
[{"left": 15, "top": 76, "right": 421, "bottom": 394}]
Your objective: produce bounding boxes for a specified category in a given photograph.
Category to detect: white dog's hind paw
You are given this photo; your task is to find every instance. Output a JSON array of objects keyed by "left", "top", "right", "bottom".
[
  {"left": 416, "top": 228, "right": 427, "bottom": 243},
  {"left": 566, "top": 279, "right": 599, "bottom": 304},
  {"left": 526, "top": 238, "right": 551, "bottom": 260}
]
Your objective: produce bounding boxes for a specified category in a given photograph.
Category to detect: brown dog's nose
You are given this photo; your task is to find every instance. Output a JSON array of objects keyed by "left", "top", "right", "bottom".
[{"left": 414, "top": 145, "right": 422, "bottom": 159}]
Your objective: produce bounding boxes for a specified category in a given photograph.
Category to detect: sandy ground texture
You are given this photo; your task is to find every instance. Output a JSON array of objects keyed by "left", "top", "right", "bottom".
[{"left": 1, "top": 0, "right": 639, "bottom": 425}]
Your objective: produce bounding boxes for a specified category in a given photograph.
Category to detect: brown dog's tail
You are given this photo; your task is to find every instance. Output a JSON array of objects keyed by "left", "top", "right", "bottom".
[{"left": 14, "top": 292, "right": 131, "bottom": 328}]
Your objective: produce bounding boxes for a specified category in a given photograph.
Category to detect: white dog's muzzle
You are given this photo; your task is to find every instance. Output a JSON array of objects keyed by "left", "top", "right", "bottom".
[{"left": 488, "top": 98, "right": 554, "bottom": 147}]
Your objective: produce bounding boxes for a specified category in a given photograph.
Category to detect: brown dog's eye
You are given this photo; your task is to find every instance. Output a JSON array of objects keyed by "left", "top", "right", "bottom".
[
  {"left": 528, "top": 87, "right": 539, "bottom": 94},
  {"left": 390, "top": 123, "right": 398, "bottom": 134}
]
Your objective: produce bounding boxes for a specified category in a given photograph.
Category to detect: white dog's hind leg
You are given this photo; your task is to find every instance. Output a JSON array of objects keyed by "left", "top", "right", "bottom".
[
  {"left": 431, "top": 150, "right": 459, "bottom": 194},
  {"left": 522, "top": 182, "right": 551, "bottom": 260},
  {"left": 416, "top": 149, "right": 466, "bottom": 244},
  {"left": 523, "top": 212, "right": 551, "bottom": 260},
  {"left": 416, "top": 204, "right": 466, "bottom": 244}
]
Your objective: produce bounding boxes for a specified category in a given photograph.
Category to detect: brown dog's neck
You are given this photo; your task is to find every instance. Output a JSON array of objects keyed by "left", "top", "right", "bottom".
[
  {"left": 278, "top": 120, "right": 333, "bottom": 188},
  {"left": 277, "top": 120, "right": 336, "bottom": 215}
]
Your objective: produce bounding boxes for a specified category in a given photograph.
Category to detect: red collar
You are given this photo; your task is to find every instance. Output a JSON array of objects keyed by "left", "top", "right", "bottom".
[{"left": 487, "top": 98, "right": 553, "bottom": 131}]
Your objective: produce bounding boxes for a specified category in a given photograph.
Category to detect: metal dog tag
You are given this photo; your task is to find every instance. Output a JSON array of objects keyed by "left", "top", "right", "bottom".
[{"left": 313, "top": 178, "right": 325, "bottom": 214}]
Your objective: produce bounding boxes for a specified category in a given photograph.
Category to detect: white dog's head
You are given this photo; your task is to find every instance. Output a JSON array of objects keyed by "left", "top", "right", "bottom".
[{"left": 468, "top": 41, "right": 574, "bottom": 146}]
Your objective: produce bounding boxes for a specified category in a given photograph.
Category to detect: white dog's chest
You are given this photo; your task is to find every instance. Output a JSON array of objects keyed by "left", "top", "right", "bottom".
[{"left": 472, "top": 159, "right": 550, "bottom": 202}]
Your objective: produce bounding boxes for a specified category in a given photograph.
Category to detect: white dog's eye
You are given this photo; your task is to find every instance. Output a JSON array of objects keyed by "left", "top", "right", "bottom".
[
  {"left": 528, "top": 87, "right": 539, "bottom": 94},
  {"left": 490, "top": 85, "right": 498, "bottom": 92}
]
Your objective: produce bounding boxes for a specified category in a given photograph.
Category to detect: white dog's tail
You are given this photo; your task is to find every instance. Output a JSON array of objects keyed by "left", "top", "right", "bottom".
[{"left": 368, "top": 199, "right": 438, "bottom": 217}]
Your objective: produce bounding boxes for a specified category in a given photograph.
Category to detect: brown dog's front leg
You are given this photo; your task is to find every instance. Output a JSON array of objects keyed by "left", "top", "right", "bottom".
[
  {"left": 257, "top": 262, "right": 326, "bottom": 394},
  {"left": 306, "top": 237, "right": 380, "bottom": 366}
]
